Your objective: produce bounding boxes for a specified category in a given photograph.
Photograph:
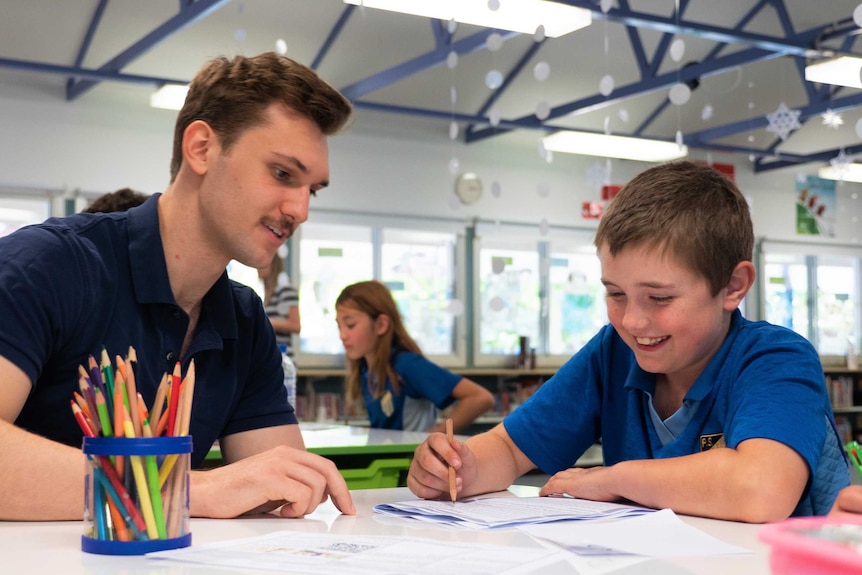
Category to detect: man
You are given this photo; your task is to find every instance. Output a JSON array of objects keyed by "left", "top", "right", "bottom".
[{"left": 0, "top": 52, "right": 355, "bottom": 520}]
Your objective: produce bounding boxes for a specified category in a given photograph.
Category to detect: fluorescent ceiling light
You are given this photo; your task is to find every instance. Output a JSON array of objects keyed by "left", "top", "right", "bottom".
[
  {"left": 804, "top": 56, "right": 862, "bottom": 89},
  {"left": 819, "top": 163, "right": 862, "bottom": 183},
  {"left": 343, "top": 0, "right": 591, "bottom": 38},
  {"left": 150, "top": 84, "right": 189, "bottom": 110},
  {"left": 543, "top": 131, "right": 688, "bottom": 162}
]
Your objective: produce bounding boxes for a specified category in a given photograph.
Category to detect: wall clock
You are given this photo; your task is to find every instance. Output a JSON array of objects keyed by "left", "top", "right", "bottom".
[{"left": 455, "top": 172, "right": 483, "bottom": 205}]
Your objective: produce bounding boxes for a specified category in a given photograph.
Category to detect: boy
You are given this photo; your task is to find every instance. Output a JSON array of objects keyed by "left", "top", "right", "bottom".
[
  {"left": 0, "top": 52, "right": 355, "bottom": 520},
  {"left": 408, "top": 161, "right": 849, "bottom": 522}
]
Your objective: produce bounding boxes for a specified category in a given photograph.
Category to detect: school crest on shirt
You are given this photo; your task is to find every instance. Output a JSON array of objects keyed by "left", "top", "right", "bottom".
[
  {"left": 700, "top": 433, "right": 725, "bottom": 451},
  {"left": 380, "top": 390, "right": 395, "bottom": 418}
]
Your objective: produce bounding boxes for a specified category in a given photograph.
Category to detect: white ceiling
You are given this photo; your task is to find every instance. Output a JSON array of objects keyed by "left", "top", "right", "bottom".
[{"left": 1, "top": 0, "right": 861, "bottom": 174}]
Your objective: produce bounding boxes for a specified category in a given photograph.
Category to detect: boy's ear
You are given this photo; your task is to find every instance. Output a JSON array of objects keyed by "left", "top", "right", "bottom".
[
  {"left": 723, "top": 261, "right": 756, "bottom": 310},
  {"left": 182, "top": 120, "right": 217, "bottom": 176},
  {"left": 374, "top": 314, "right": 391, "bottom": 336}
]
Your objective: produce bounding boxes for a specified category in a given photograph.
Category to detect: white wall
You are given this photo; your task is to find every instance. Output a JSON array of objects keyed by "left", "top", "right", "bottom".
[{"left": 1, "top": 81, "right": 860, "bottom": 246}]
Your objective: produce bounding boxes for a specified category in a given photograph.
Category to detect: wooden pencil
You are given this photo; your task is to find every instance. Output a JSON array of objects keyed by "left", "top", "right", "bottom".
[{"left": 446, "top": 418, "right": 457, "bottom": 502}]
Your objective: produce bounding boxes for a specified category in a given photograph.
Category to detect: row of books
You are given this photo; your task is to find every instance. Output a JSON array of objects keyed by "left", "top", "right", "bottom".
[{"left": 827, "top": 375, "right": 856, "bottom": 409}]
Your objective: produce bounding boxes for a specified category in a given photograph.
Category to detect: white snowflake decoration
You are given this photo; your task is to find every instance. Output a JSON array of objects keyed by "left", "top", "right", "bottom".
[
  {"left": 585, "top": 160, "right": 611, "bottom": 189},
  {"left": 821, "top": 108, "right": 844, "bottom": 129},
  {"left": 765, "top": 102, "right": 801, "bottom": 141},
  {"left": 830, "top": 149, "right": 852, "bottom": 179}
]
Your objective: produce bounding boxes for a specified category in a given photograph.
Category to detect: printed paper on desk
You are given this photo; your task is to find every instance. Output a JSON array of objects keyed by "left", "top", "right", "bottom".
[
  {"left": 372, "top": 496, "right": 654, "bottom": 528},
  {"left": 520, "top": 509, "right": 752, "bottom": 557},
  {"left": 148, "top": 530, "right": 566, "bottom": 575}
]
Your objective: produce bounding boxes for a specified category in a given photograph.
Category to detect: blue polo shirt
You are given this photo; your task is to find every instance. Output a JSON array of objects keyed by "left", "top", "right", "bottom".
[
  {"left": 0, "top": 194, "right": 295, "bottom": 468},
  {"left": 361, "top": 350, "right": 461, "bottom": 431},
  {"left": 504, "top": 310, "right": 850, "bottom": 516}
]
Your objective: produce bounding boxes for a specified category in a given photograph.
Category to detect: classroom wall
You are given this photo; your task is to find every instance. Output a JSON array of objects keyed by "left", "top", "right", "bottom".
[{"left": 1, "top": 79, "right": 861, "bottom": 245}]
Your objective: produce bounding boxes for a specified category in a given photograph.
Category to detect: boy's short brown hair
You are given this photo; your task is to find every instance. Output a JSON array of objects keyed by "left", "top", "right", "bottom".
[
  {"left": 169, "top": 52, "right": 352, "bottom": 181},
  {"left": 594, "top": 160, "right": 753, "bottom": 296}
]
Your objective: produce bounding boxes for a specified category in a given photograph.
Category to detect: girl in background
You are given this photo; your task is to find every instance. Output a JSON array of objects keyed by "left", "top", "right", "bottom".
[
  {"left": 259, "top": 253, "right": 301, "bottom": 357},
  {"left": 336, "top": 280, "right": 494, "bottom": 433}
]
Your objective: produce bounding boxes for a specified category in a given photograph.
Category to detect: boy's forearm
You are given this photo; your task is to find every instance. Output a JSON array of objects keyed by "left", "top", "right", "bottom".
[
  {"left": 607, "top": 444, "right": 807, "bottom": 522},
  {"left": 459, "top": 425, "right": 533, "bottom": 497}
]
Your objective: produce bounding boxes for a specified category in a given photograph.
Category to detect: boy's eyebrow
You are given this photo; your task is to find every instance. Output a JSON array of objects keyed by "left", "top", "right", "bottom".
[{"left": 601, "top": 279, "right": 674, "bottom": 289}]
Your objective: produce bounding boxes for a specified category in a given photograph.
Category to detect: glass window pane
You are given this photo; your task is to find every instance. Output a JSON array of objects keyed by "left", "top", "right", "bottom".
[
  {"left": 0, "top": 196, "right": 51, "bottom": 237},
  {"left": 763, "top": 255, "right": 809, "bottom": 337},
  {"left": 478, "top": 243, "right": 540, "bottom": 355},
  {"left": 299, "top": 224, "right": 373, "bottom": 354},
  {"left": 381, "top": 229, "right": 456, "bottom": 355},
  {"left": 547, "top": 250, "right": 606, "bottom": 355},
  {"left": 817, "top": 258, "right": 858, "bottom": 356}
]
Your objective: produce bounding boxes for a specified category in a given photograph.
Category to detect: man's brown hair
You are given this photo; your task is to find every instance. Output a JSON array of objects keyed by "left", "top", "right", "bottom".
[
  {"left": 169, "top": 52, "right": 352, "bottom": 181},
  {"left": 594, "top": 160, "right": 754, "bottom": 296}
]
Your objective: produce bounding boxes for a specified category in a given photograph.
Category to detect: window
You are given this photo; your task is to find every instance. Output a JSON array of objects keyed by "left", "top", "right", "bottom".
[
  {"left": 547, "top": 248, "right": 606, "bottom": 355},
  {"left": 760, "top": 241, "right": 862, "bottom": 360},
  {"left": 0, "top": 195, "right": 51, "bottom": 237},
  {"left": 294, "top": 216, "right": 464, "bottom": 366},
  {"left": 298, "top": 224, "right": 373, "bottom": 355},
  {"left": 474, "top": 224, "right": 604, "bottom": 366},
  {"left": 381, "top": 229, "right": 457, "bottom": 355},
  {"left": 477, "top": 242, "right": 540, "bottom": 356}
]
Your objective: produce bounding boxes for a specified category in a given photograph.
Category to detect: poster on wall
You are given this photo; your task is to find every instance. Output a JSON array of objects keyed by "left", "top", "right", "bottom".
[{"left": 796, "top": 175, "right": 836, "bottom": 237}]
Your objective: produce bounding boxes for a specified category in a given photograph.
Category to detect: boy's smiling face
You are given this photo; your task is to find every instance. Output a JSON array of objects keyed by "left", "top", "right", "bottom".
[{"left": 599, "top": 241, "right": 737, "bottom": 390}]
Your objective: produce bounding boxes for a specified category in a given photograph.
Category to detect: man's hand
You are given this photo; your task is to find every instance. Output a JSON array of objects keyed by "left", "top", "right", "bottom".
[{"left": 191, "top": 445, "right": 355, "bottom": 518}]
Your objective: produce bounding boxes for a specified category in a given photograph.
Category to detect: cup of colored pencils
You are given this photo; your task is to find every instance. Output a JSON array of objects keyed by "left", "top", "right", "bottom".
[{"left": 73, "top": 346, "right": 195, "bottom": 555}]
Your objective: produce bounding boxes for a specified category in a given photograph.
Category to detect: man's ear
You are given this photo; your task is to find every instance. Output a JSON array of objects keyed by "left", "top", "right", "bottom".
[
  {"left": 375, "top": 314, "right": 391, "bottom": 336},
  {"left": 182, "top": 120, "right": 217, "bottom": 176},
  {"left": 724, "top": 261, "right": 755, "bottom": 311}
]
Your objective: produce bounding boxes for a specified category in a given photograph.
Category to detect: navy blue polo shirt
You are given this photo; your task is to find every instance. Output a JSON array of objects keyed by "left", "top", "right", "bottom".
[{"left": 0, "top": 194, "right": 296, "bottom": 468}]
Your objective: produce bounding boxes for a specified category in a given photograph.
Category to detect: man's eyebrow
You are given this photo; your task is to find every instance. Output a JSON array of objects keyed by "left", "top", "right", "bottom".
[
  {"left": 272, "top": 152, "right": 329, "bottom": 188},
  {"left": 272, "top": 152, "right": 309, "bottom": 174}
]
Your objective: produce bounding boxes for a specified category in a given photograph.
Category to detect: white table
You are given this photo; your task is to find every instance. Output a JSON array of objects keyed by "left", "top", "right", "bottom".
[{"left": 1, "top": 486, "right": 772, "bottom": 574}]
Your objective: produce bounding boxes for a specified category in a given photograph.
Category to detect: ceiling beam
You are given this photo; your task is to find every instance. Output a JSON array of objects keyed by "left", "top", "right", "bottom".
[
  {"left": 65, "top": 0, "right": 229, "bottom": 101},
  {"left": 338, "top": 28, "right": 519, "bottom": 101}
]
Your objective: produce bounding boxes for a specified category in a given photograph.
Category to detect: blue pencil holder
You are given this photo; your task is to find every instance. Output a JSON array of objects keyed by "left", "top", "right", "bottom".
[{"left": 82, "top": 436, "right": 193, "bottom": 555}]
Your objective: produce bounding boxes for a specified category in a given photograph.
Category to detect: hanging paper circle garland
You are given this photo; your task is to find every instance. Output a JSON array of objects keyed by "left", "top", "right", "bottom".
[
  {"left": 668, "top": 83, "right": 691, "bottom": 105},
  {"left": 669, "top": 39, "right": 686, "bottom": 63},
  {"left": 491, "top": 181, "right": 502, "bottom": 198},
  {"left": 275, "top": 39, "right": 287, "bottom": 55},
  {"left": 533, "top": 61, "right": 550, "bottom": 82},
  {"left": 487, "top": 33, "right": 504, "bottom": 52},
  {"left": 599, "top": 75, "right": 614, "bottom": 96},
  {"left": 535, "top": 100, "right": 551, "bottom": 120},
  {"left": 534, "top": 25, "right": 546, "bottom": 42},
  {"left": 446, "top": 51, "right": 458, "bottom": 69},
  {"left": 488, "top": 107, "right": 501, "bottom": 126},
  {"left": 486, "top": 70, "right": 504, "bottom": 89},
  {"left": 537, "top": 182, "right": 550, "bottom": 198},
  {"left": 448, "top": 157, "right": 460, "bottom": 176},
  {"left": 446, "top": 299, "right": 465, "bottom": 316}
]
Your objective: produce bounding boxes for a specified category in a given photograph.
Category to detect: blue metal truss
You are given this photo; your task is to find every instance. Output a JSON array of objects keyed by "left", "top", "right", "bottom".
[{"left": 0, "top": 0, "right": 860, "bottom": 172}]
